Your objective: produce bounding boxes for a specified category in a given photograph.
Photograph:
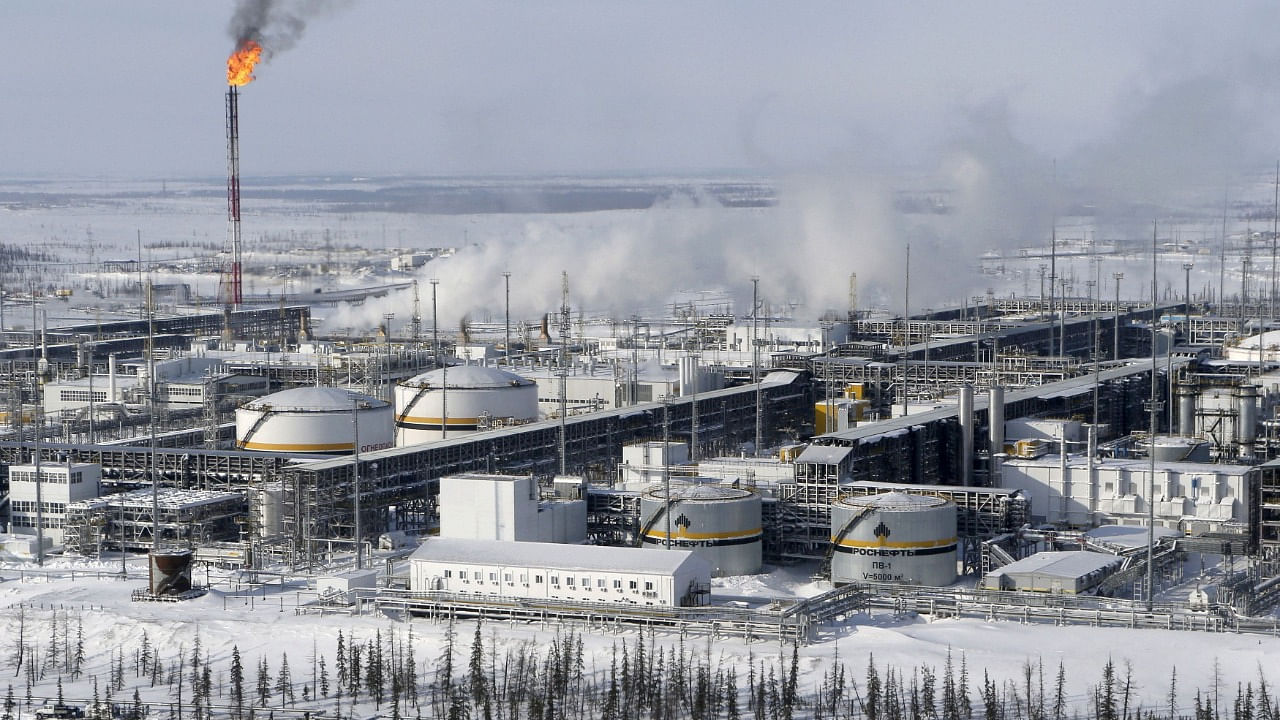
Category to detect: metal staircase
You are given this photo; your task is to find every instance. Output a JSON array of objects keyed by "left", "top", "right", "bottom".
[
  {"left": 235, "top": 404, "right": 274, "bottom": 449},
  {"left": 816, "top": 505, "right": 877, "bottom": 580}
]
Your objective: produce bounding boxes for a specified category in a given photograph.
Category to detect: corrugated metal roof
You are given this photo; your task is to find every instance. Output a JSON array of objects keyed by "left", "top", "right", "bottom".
[{"left": 989, "top": 551, "right": 1123, "bottom": 581}]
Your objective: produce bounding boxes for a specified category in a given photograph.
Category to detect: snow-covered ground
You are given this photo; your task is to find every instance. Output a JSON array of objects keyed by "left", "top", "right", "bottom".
[{"left": 2, "top": 557, "right": 1279, "bottom": 718}]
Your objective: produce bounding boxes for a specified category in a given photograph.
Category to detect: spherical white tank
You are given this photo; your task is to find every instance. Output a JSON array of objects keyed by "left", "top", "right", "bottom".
[
  {"left": 640, "top": 482, "right": 762, "bottom": 577},
  {"left": 236, "top": 387, "right": 393, "bottom": 454},
  {"left": 830, "top": 492, "right": 956, "bottom": 587},
  {"left": 395, "top": 365, "right": 538, "bottom": 444}
]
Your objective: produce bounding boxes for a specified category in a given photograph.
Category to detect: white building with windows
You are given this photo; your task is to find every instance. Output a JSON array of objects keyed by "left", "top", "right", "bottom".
[
  {"left": 7, "top": 462, "right": 101, "bottom": 546},
  {"left": 408, "top": 538, "right": 711, "bottom": 607}
]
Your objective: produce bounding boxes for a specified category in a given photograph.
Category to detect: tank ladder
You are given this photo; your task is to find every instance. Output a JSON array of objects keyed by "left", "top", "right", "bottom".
[
  {"left": 816, "top": 505, "right": 877, "bottom": 580},
  {"left": 236, "top": 404, "right": 274, "bottom": 449}
]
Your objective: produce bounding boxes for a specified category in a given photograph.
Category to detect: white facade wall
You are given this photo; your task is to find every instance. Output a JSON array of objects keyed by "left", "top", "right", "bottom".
[
  {"left": 440, "top": 474, "right": 539, "bottom": 541},
  {"left": 618, "top": 442, "right": 691, "bottom": 488},
  {"left": 8, "top": 463, "right": 101, "bottom": 545},
  {"left": 1001, "top": 456, "right": 1250, "bottom": 530},
  {"left": 438, "top": 474, "right": 586, "bottom": 543},
  {"left": 408, "top": 539, "right": 710, "bottom": 607}
]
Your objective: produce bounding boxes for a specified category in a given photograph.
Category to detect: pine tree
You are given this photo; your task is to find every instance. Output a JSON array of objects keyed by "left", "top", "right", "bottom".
[
  {"left": 319, "top": 655, "right": 329, "bottom": 698},
  {"left": 350, "top": 639, "right": 363, "bottom": 699},
  {"left": 468, "top": 623, "right": 487, "bottom": 711},
  {"left": 865, "top": 655, "right": 881, "bottom": 720},
  {"left": 2, "top": 684, "right": 14, "bottom": 720},
  {"left": 231, "top": 646, "right": 245, "bottom": 720},
  {"left": 256, "top": 656, "right": 271, "bottom": 707},
  {"left": 73, "top": 619, "right": 85, "bottom": 680},
  {"left": 726, "top": 668, "right": 740, "bottom": 720},
  {"left": 1097, "top": 658, "right": 1117, "bottom": 720},
  {"left": 336, "top": 631, "right": 348, "bottom": 692},
  {"left": 276, "top": 652, "right": 294, "bottom": 706},
  {"left": 366, "top": 639, "right": 383, "bottom": 709}
]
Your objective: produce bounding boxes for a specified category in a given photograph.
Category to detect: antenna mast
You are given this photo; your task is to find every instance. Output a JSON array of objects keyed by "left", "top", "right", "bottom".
[{"left": 558, "top": 272, "right": 570, "bottom": 474}]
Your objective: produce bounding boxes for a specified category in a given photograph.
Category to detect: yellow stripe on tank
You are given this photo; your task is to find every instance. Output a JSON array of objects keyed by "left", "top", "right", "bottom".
[
  {"left": 238, "top": 441, "right": 354, "bottom": 451},
  {"left": 832, "top": 536, "right": 957, "bottom": 549},
  {"left": 643, "top": 527, "right": 763, "bottom": 541}
]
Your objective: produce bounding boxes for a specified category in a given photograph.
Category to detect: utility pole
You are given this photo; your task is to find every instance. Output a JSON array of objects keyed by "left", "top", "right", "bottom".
[
  {"left": 430, "top": 279, "right": 447, "bottom": 439},
  {"left": 559, "top": 272, "right": 570, "bottom": 474},
  {"left": 1272, "top": 161, "right": 1279, "bottom": 331},
  {"left": 352, "top": 398, "right": 362, "bottom": 570},
  {"left": 662, "top": 393, "right": 671, "bottom": 550},
  {"left": 1147, "top": 221, "right": 1159, "bottom": 611},
  {"left": 503, "top": 271, "right": 512, "bottom": 366},
  {"left": 31, "top": 283, "right": 43, "bottom": 566},
  {"left": 1113, "top": 273, "right": 1124, "bottom": 360},
  {"left": 147, "top": 281, "right": 159, "bottom": 555},
  {"left": 1049, "top": 226, "right": 1057, "bottom": 357},
  {"left": 751, "top": 276, "right": 761, "bottom": 455},
  {"left": 902, "top": 244, "right": 910, "bottom": 417},
  {"left": 1184, "top": 263, "right": 1194, "bottom": 343}
]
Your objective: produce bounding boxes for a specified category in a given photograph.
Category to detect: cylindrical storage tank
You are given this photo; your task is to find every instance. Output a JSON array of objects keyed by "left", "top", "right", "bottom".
[
  {"left": 236, "top": 387, "right": 393, "bottom": 454},
  {"left": 254, "top": 482, "right": 284, "bottom": 537},
  {"left": 1177, "top": 381, "right": 1197, "bottom": 438},
  {"left": 1237, "top": 384, "right": 1258, "bottom": 456},
  {"left": 149, "top": 549, "right": 194, "bottom": 595},
  {"left": 830, "top": 492, "right": 957, "bottom": 587},
  {"left": 395, "top": 365, "right": 538, "bottom": 445},
  {"left": 1149, "top": 435, "right": 1210, "bottom": 463},
  {"left": 640, "top": 482, "right": 762, "bottom": 577}
]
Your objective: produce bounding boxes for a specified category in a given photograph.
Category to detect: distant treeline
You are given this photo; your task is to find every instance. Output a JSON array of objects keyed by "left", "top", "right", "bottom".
[{"left": 0, "top": 606, "right": 1271, "bottom": 720}]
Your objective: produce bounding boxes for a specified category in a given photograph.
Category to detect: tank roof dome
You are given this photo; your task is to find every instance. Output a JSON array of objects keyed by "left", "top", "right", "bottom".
[
  {"left": 837, "top": 491, "right": 949, "bottom": 511},
  {"left": 402, "top": 365, "right": 535, "bottom": 390},
  {"left": 242, "top": 386, "right": 388, "bottom": 413}
]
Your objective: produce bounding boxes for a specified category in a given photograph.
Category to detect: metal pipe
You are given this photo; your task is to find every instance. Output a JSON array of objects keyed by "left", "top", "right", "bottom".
[
  {"left": 1178, "top": 382, "right": 1197, "bottom": 438},
  {"left": 1238, "top": 384, "right": 1258, "bottom": 460},
  {"left": 959, "top": 384, "right": 974, "bottom": 485},
  {"left": 1113, "top": 272, "right": 1124, "bottom": 360},
  {"left": 226, "top": 86, "right": 243, "bottom": 309}
]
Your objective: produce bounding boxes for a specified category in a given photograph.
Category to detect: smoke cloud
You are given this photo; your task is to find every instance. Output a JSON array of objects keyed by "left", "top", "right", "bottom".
[{"left": 228, "top": 0, "right": 342, "bottom": 58}]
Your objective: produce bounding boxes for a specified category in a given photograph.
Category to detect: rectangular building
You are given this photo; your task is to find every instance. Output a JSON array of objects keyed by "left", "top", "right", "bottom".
[
  {"left": 408, "top": 537, "right": 710, "bottom": 607},
  {"left": 1001, "top": 455, "right": 1254, "bottom": 532},
  {"left": 7, "top": 462, "right": 101, "bottom": 546}
]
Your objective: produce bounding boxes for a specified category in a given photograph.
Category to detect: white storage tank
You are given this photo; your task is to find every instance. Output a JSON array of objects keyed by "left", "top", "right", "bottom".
[
  {"left": 830, "top": 492, "right": 957, "bottom": 587},
  {"left": 253, "top": 482, "right": 284, "bottom": 537},
  {"left": 236, "top": 387, "right": 393, "bottom": 454},
  {"left": 640, "top": 482, "right": 762, "bottom": 576},
  {"left": 395, "top": 365, "right": 538, "bottom": 444}
]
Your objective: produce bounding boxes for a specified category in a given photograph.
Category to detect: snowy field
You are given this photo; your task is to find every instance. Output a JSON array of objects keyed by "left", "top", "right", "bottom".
[{"left": 2, "top": 557, "right": 1279, "bottom": 718}]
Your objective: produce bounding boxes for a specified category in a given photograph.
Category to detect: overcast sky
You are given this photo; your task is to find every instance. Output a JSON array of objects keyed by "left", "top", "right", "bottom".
[{"left": 4, "top": 1, "right": 1279, "bottom": 179}]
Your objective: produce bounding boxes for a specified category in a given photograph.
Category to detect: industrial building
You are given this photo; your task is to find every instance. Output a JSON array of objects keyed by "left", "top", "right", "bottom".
[
  {"left": 438, "top": 472, "right": 586, "bottom": 544},
  {"left": 7, "top": 462, "right": 101, "bottom": 546},
  {"left": 980, "top": 551, "right": 1126, "bottom": 594},
  {"left": 1000, "top": 453, "right": 1254, "bottom": 532},
  {"left": 408, "top": 537, "right": 712, "bottom": 607}
]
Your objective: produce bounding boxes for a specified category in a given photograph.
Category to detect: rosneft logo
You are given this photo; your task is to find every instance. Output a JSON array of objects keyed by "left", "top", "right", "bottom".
[
  {"left": 675, "top": 513, "right": 692, "bottom": 531},
  {"left": 873, "top": 521, "right": 891, "bottom": 542}
]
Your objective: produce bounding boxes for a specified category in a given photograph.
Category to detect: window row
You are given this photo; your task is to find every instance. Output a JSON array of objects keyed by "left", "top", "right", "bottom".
[{"left": 441, "top": 567, "right": 654, "bottom": 592}]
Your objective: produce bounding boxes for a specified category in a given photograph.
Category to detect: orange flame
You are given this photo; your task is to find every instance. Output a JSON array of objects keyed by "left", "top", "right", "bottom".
[{"left": 227, "top": 40, "right": 263, "bottom": 86}]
